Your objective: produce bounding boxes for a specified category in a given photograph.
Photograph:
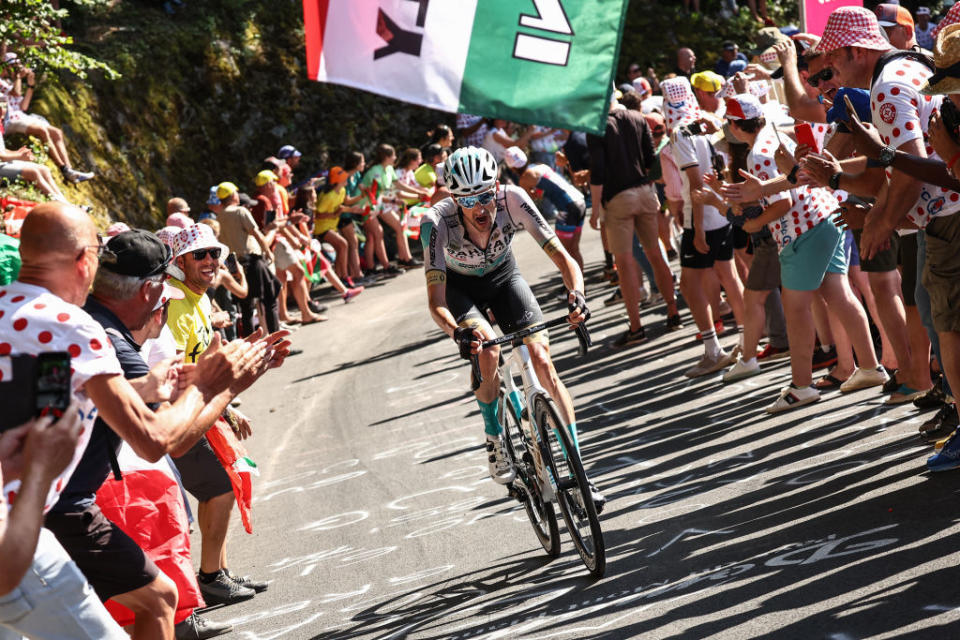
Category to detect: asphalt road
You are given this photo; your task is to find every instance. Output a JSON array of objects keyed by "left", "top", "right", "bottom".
[{"left": 194, "top": 228, "right": 960, "bottom": 640}]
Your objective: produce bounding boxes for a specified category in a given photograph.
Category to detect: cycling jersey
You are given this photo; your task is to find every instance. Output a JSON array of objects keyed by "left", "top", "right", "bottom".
[
  {"left": 534, "top": 166, "right": 584, "bottom": 213},
  {"left": 421, "top": 185, "right": 557, "bottom": 277}
]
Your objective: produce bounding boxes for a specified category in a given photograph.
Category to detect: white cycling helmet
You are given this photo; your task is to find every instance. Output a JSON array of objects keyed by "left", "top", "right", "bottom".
[
  {"left": 444, "top": 146, "right": 498, "bottom": 196},
  {"left": 503, "top": 146, "right": 527, "bottom": 170}
]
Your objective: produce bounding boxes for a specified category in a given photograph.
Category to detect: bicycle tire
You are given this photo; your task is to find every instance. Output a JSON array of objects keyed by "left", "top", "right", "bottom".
[
  {"left": 499, "top": 388, "right": 561, "bottom": 558},
  {"left": 532, "top": 394, "right": 606, "bottom": 577}
]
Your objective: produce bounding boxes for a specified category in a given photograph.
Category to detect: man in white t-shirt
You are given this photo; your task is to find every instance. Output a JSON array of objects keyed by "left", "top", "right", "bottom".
[{"left": 662, "top": 77, "right": 745, "bottom": 377}]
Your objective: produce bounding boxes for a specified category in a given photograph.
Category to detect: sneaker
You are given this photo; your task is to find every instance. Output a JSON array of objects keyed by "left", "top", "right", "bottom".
[
  {"left": 766, "top": 384, "right": 820, "bottom": 414},
  {"left": 174, "top": 612, "right": 232, "bottom": 640},
  {"left": 920, "top": 403, "right": 959, "bottom": 443},
  {"left": 839, "top": 366, "right": 889, "bottom": 393},
  {"left": 642, "top": 291, "right": 664, "bottom": 308},
  {"left": 665, "top": 314, "right": 683, "bottom": 332},
  {"left": 812, "top": 345, "right": 838, "bottom": 370},
  {"left": 638, "top": 284, "right": 650, "bottom": 304},
  {"left": 198, "top": 570, "right": 255, "bottom": 605},
  {"left": 666, "top": 248, "right": 678, "bottom": 261},
  {"left": 685, "top": 350, "right": 735, "bottom": 378},
  {"left": 613, "top": 327, "right": 647, "bottom": 348},
  {"left": 343, "top": 286, "right": 364, "bottom": 302},
  {"left": 602, "top": 266, "right": 617, "bottom": 282},
  {"left": 227, "top": 569, "right": 269, "bottom": 593},
  {"left": 604, "top": 288, "right": 623, "bottom": 307},
  {"left": 914, "top": 383, "right": 947, "bottom": 410},
  {"left": 723, "top": 356, "right": 761, "bottom": 383},
  {"left": 486, "top": 434, "right": 516, "bottom": 484},
  {"left": 757, "top": 344, "right": 790, "bottom": 362},
  {"left": 63, "top": 167, "right": 95, "bottom": 184},
  {"left": 927, "top": 427, "right": 960, "bottom": 472}
]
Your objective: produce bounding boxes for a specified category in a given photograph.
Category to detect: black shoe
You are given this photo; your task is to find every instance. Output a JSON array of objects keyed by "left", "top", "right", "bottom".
[
  {"left": 175, "top": 612, "right": 232, "bottom": 640},
  {"left": 665, "top": 314, "right": 683, "bottom": 331},
  {"left": 227, "top": 569, "right": 269, "bottom": 593},
  {"left": 381, "top": 265, "right": 403, "bottom": 277},
  {"left": 914, "top": 383, "right": 947, "bottom": 410},
  {"left": 666, "top": 248, "right": 678, "bottom": 261},
  {"left": 604, "top": 288, "right": 623, "bottom": 307},
  {"left": 613, "top": 327, "right": 647, "bottom": 348},
  {"left": 198, "top": 570, "right": 255, "bottom": 606},
  {"left": 920, "top": 403, "right": 959, "bottom": 443},
  {"left": 308, "top": 300, "right": 328, "bottom": 314},
  {"left": 812, "top": 345, "right": 838, "bottom": 370},
  {"left": 398, "top": 258, "right": 423, "bottom": 269},
  {"left": 882, "top": 370, "right": 899, "bottom": 394}
]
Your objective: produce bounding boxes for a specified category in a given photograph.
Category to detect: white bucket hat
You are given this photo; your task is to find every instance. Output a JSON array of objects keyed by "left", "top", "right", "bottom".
[{"left": 171, "top": 223, "right": 228, "bottom": 260}]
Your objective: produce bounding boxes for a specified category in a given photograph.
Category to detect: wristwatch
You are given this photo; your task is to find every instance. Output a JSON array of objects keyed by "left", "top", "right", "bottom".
[
  {"left": 878, "top": 145, "right": 896, "bottom": 167},
  {"left": 786, "top": 165, "right": 799, "bottom": 184},
  {"left": 828, "top": 172, "right": 842, "bottom": 190}
]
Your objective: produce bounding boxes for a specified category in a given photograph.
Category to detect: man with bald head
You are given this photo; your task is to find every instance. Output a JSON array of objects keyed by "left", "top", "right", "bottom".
[
  {"left": 0, "top": 203, "right": 285, "bottom": 639},
  {"left": 676, "top": 47, "right": 696, "bottom": 77}
]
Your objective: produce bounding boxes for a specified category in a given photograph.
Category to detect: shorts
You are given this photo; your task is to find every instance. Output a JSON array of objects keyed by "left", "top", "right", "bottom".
[
  {"left": 732, "top": 224, "right": 750, "bottom": 251},
  {"left": 921, "top": 212, "right": 960, "bottom": 333},
  {"left": 44, "top": 505, "right": 159, "bottom": 601},
  {"left": 555, "top": 200, "right": 586, "bottom": 240},
  {"left": 3, "top": 113, "right": 49, "bottom": 135},
  {"left": 680, "top": 224, "right": 734, "bottom": 269},
  {"left": 273, "top": 238, "right": 299, "bottom": 271},
  {"left": 851, "top": 228, "right": 899, "bottom": 272},
  {"left": 602, "top": 183, "right": 660, "bottom": 256},
  {"left": 0, "top": 160, "right": 28, "bottom": 180},
  {"left": 172, "top": 435, "right": 232, "bottom": 502},
  {"left": 445, "top": 256, "right": 545, "bottom": 343},
  {"left": 899, "top": 231, "right": 918, "bottom": 307},
  {"left": 779, "top": 218, "right": 847, "bottom": 291},
  {"left": 337, "top": 213, "right": 355, "bottom": 230},
  {"left": 0, "top": 529, "right": 127, "bottom": 640},
  {"left": 745, "top": 236, "right": 782, "bottom": 291},
  {"left": 843, "top": 230, "right": 860, "bottom": 268}
]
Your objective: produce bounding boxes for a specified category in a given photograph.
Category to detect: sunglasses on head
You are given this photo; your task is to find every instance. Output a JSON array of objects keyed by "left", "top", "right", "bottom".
[
  {"left": 455, "top": 190, "right": 496, "bottom": 209},
  {"left": 191, "top": 247, "right": 221, "bottom": 261},
  {"left": 806, "top": 66, "right": 834, "bottom": 88}
]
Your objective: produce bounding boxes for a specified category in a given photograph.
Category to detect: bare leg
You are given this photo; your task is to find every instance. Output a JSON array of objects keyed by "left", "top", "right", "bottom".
[
  {"left": 906, "top": 304, "right": 933, "bottom": 391},
  {"left": 615, "top": 248, "right": 644, "bottom": 331},
  {"left": 819, "top": 272, "right": 880, "bottom": 370},
  {"left": 324, "top": 230, "right": 350, "bottom": 279},
  {"left": 340, "top": 224, "right": 363, "bottom": 279},
  {"left": 111, "top": 574, "right": 178, "bottom": 640},
  {"left": 869, "top": 270, "right": 914, "bottom": 381},
  {"left": 680, "top": 267, "right": 714, "bottom": 333},
  {"left": 849, "top": 265, "right": 896, "bottom": 369},
  {"left": 528, "top": 341, "right": 575, "bottom": 426},
  {"left": 198, "top": 492, "right": 234, "bottom": 574},
  {"left": 25, "top": 123, "right": 65, "bottom": 167},
  {"left": 559, "top": 232, "right": 584, "bottom": 272},
  {"left": 379, "top": 210, "right": 413, "bottom": 261},
  {"left": 713, "top": 258, "right": 746, "bottom": 328},
  {"left": 822, "top": 292, "right": 856, "bottom": 379},
  {"left": 288, "top": 263, "right": 324, "bottom": 322},
  {"left": 741, "top": 288, "right": 770, "bottom": 359},
  {"left": 634, "top": 208, "right": 678, "bottom": 316},
  {"left": 782, "top": 288, "right": 817, "bottom": 387}
]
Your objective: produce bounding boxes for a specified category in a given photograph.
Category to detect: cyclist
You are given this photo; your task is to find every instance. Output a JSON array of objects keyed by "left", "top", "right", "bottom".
[{"left": 420, "top": 146, "right": 601, "bottom": 506}]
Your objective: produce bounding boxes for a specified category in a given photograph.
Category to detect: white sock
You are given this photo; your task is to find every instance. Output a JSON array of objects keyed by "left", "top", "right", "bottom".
[
  {"left": 702, "top": 329, "right": 721, "bottom": 358},
  {"left": 742, "top": 356, "right": 757, "bottom": 367}
]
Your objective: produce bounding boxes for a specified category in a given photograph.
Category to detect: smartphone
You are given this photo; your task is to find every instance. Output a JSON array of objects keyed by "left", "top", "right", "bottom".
[
  {"left": 794, "top": 122, "right": 819, "bottom": 153},
  {"left": 225, "top": 252, "right": 239, "bottom": 275},
  {"left": 35, "top": 352, "right": 71, "bottom": 418}
]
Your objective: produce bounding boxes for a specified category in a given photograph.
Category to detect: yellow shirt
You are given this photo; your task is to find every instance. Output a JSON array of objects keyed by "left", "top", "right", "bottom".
[
  {"left": 165, "top": 279, "right": 213, "bottom": 364},
  {"left": 314, "top": 188, "right": 346, "bottom": 236}
]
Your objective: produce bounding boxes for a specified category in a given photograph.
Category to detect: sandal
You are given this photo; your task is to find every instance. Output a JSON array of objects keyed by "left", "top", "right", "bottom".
[{"left": 814, "top": 374, "right": 845, "bottom": 391}]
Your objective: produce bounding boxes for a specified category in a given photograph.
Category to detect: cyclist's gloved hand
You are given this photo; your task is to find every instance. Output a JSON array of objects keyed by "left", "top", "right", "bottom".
[
  {"left": 453, "top": 326, "right": 478, "bottom": 360},
  {"left": 568, "top": 290, "right": 590, "bottom": 322}
]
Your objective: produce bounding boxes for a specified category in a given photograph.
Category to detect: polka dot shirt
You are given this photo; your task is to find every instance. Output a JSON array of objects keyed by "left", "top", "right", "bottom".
[
  {"left": 749, "top": 127, "right": 838, "bottom": 249},
  {"left": 0, "top": 281, "right": 123, "bottom": 513},
  {"left": 871, "top": 58, "right": 960, "bottom": 227}
]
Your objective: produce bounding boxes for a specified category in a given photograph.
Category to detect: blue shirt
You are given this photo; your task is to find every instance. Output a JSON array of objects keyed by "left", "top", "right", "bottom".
[{"left": 715, "top": 53, "right": 748, "bottom": 78}]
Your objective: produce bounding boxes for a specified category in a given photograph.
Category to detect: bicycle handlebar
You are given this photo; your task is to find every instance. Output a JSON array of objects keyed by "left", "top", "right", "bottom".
[{"left": 469, "top": 317, "right": 591, "bottom": 387}]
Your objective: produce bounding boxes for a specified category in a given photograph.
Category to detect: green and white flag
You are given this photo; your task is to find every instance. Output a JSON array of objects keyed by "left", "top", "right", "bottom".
[{"left": 303, "top": 0, "right": 629, "bottom": 134}]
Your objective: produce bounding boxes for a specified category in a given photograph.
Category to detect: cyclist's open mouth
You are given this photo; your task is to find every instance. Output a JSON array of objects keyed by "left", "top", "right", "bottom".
[{"left": 472, "top": 212, "right": 490, "bottom": 227}]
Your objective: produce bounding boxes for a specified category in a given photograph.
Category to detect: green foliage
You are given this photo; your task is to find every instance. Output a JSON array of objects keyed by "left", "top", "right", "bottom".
[{"left": 0, "top": 0, "right": 118, "bottom": 79}]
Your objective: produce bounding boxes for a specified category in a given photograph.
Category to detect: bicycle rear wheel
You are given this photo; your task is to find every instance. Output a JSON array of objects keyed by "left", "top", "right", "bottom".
[
  {"left": 500, "top": 388, "right": 560, "bottom": 558},
  {"left": 532, "top": 394, "right": 606, "bottom": 577}
]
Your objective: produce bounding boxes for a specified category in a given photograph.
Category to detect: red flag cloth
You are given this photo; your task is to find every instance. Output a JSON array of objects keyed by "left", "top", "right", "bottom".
[
  {"left": 205, "top": 417, "right": 256, "bottom": 534},
  {"left": 95, "top": 447, "right": 203, "bottom": 626}
]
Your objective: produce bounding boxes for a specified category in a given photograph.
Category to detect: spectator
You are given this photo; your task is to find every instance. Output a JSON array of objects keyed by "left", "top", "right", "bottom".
[
  {"left": 422, "top": 124, "right": 454, "bottom": 151},
  {"left": 0, "top": 220, "right": 19, "bottom": 285},
  {"left": 302, "top": 178, "right": 363, "bottom": 289},
  {"left": 875, "top": 3, "right": 920, "bottom": 50},
  {"left": 626, "top": 62, "right": 643, "bottom": 83},
  {"left": 276, "top": 145, "right": 301, "bottom": 172},
  {"left": 166, "top": 223, "right": 275, "bottom": 607},
  {"left": 0, "top": 97, "right": 67, "bottom": 201},
  {"left": 395, "top": 147, "right": 431, "bottom": 206},
  {"left": 198, "top": 187, "right": 222, "bottom": 222},
  {"left": 675, "top": 47, "right": 697, "bottom": 77},
  {"left": 167, "top": 197, "right": 192, "bottom": 221},
  {"left": 715, "top": 41, "right": 748, "bottom": 78},
  {"left": 200, "top": 218, "right": 248, "bottom": 341},
  {"left": 588, "top": 98, "right": 682, "bottom": 346},
  {"left": 456, "top": 113, "right": 487, "bottom": 147},
  {"left": 0, "top": 52, "right": 94, "bottom": 183},
  {"left": 359, "top": 143, "right": 423, "bottom": 272},
  {"left": 106, "top": 221, "right": 130, "bottom": 237},
  {"left": 915, "top": 6, "right": 936, "bottom": 50},
  {"left": 215, "top": 181, "right": 282, "bottom": 336},
  {"left": 415, "top": 144, "right": 446, "bottom": 194}
]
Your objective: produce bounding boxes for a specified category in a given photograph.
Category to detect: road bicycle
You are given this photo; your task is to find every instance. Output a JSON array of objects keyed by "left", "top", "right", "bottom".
[{"left": 469, "top": 315, "right": 606, "bottom": 577}]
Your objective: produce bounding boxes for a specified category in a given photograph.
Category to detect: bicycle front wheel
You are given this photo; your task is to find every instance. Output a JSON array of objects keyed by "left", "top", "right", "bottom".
[
  {"left": 500, "top": 388, "right": 560, "bottom": 558},
  {"left": 533, "top": 394, "right": 606, "bottom": 577}
]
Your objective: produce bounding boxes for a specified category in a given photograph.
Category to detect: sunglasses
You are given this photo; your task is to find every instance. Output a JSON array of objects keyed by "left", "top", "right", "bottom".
[
  {"left": 191, "top": 247, "right": 222, "bottom": 261},
  {"left": 84, "top": 234, "right": 116, "bottom": 262},
  {"left": 806, "top": 66, "right": 834, "bottom": 89},
  {"left": 455, "top": 190, "right": 496, "bottom": 209}
]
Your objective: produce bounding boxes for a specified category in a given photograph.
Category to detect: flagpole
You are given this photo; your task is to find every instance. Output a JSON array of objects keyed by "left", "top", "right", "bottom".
[{"left": 799, "top": 0, "right": 806, "bottom": 32}]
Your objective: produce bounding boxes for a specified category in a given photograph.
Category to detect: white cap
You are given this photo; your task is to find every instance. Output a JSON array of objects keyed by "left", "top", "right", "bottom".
[{"left": 503, "top": 146, "right": 528, "bottom": 170}]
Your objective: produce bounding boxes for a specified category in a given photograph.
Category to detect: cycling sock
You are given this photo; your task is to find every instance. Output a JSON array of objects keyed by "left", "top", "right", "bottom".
[
  {"left": 507, "top": 390, "right": 524, "bottom": 423},
  {"left": 566, "top": 422, "right": 580, "bottom": 454},
  {"left": 478, "top": 398, "right": 502, "bottom": 437},
  {"left": 702, "top": 329, "right": 721, "bottom": 358}
]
